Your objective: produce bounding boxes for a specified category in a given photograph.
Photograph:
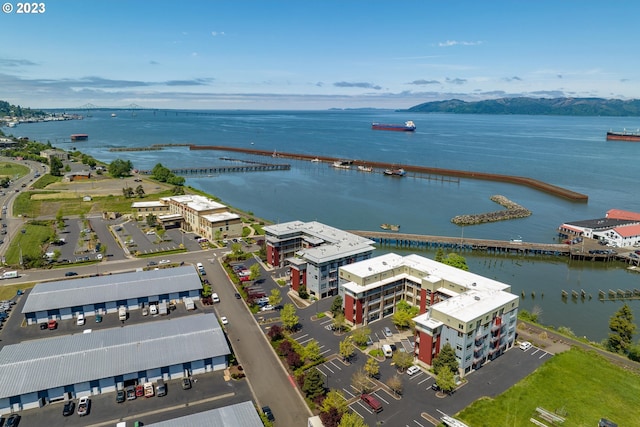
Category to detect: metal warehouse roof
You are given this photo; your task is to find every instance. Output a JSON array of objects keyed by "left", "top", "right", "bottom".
[
  {"left": 146, "top": 401, "right": 263, "bottom": 427},
  {"left": 0, "top": 313, "right": 229, "bottom": 400},
  {"left": 22, "top": 266, "right": 202, "bottom": 314}
]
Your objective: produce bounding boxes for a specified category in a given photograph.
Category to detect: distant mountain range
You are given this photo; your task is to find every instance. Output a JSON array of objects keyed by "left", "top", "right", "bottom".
[{"left": 403, "top": 97, "right": 640, "bottom": 116}]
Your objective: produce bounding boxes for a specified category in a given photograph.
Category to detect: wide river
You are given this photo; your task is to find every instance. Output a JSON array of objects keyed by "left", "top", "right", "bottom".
[{"left": 14, "top": 109, "right": 640, "bottom": 342}]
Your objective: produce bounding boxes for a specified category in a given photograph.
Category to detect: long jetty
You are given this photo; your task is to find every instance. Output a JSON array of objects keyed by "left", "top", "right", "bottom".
[
  {"left": 350, "top": 230, "right": 571, "bottom": 256},
  {"left": 189, "top": 145, "right": 588, "bottom": 202}
]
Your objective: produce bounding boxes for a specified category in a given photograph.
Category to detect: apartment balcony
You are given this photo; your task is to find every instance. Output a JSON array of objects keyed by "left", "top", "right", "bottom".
[{"left": 474, "top": 335, "right": 484, "bottom": 346}]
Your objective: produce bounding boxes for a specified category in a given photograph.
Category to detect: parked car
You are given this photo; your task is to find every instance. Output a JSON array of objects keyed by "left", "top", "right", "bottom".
[
  {"left": 77, "top": 396, "right": 90, "bottom": 416},
  {"left": 519, "top": 341, "right": 532, "bottom": 351},
  {"left": 48, "top": 319, "right": 58, "bottom": 330},
  {"left": 220, "top": 316, "right": 228, "bottom": 325},
  {"left": 361, "top": 394, "right": 383, "bottom": 413},
  {"left": 65, "top": 271, "right": 78, "bottom": 277},
  {"left": 76, "top": 314, "right": 85, "bottom": 326},
  {"left": 406, "top": 365, "right": 421, "bottom": 376},
  {"left": 147, "top": 261, "right": 157, "bottom": 266},
  {"left": 95, "top": 315, "right": 102, "bottom": 323},
  {"left": 126, "top": 386, "right": 136, "bottom": 400},
  {"left": 384, "top": 326, "right": 392, "bottom": 337},
  {"left": 116, "top": 389, "right": 126, "bottom": 403},
  {"left": 135, "top": 384, "right": 144, "bottom": 397},
  {"left": 39, "top": 322, "right": 47, "bottom": 330},
  {"left": 182, "top": 377, "right": 192, "bottom": 390},
  {"left": 158, "top": 259, "right": 171, "bottom": 265},
  {"left": 262, "top": 406, "right": 275, "bottom": 422},
  {"left": 5, "top": 414, "right": 20, "bottom": 426},
  {"left": 234, "top": 292, "right": 242, "bottom": 299},
  {"left": 62, "top": 400, "right": 75, "bottom": 416},
  {"left": 156, "top": 379, "right": 166, "bottom": 397}
]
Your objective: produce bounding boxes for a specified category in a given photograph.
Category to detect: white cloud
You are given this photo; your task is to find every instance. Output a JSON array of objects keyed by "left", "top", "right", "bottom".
[
  {"left": 211, "top": 31, "right": 226, "bottom": 37},
  {"left": 438, "top": 40, "right": 483, "bottom": 47}
]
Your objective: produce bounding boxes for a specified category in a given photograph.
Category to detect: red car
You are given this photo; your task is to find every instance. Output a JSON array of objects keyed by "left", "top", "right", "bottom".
[{"left": 135, "top": 385, "right": 144, "bottom": 397}]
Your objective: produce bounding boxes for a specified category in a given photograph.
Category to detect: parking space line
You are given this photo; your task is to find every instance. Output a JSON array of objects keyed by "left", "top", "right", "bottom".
[
  {"left": 328, "top": 360, "right": 342, "bottom": 370},
  {"left": 342, "top": 389, "right": 356, "bottom": 398},
  {"left": 354, "top": 400, "right": 373, "bottom": 414},
  {"left": 298, "top": 337, "right": 314, "bottom": 345},
  {"left": 323, "top": 364, "right": 335, "bottom": 374},
  {"left": 320, "top": 348, "right": 332, "bottom": 355},
  {"left": 320, "top": 319, "right": 333, "bottom": 326},
  {"left": 417, "top": 377, "right": 431, "bottom": 385},
  {"left": 539, "top": 352, "right": 549, "bottom": 359},
  {"left": 413, "top": 419, "right": 426, "bottom": 426},
  {"left": 373, "top": 391, "right": 389, "bottom": 404},
  {"left": 293, "top": 333, "right": 308, "bottom": 340}
]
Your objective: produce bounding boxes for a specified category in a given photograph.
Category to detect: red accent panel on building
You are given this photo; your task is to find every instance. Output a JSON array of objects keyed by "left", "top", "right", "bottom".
[
  {"left": 290, "top": 268, "right": 301, "bottom": 292},
  {"left": 344, "top": 294, "right": 355, "bottom": 323},
  {"left": 419, "top": 288, "right": 428, "bottom": 314},
  {"left": 417, "top": 331, "right": 434, "bottom": 365},
  {"left": 267, "top": 245, "right": 279, "bottom": 267},
  {"left": 355, "top": 299, "right": 363, "bottom": 325}
]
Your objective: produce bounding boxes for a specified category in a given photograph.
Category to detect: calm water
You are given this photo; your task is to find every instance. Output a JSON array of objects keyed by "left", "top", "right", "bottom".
[{"left": 15, "top": 109, "right": 640, "bottom": 341}]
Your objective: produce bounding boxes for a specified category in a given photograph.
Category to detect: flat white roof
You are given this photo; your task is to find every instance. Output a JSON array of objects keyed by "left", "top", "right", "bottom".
[
  {"left": 131, "top": 201, "right": 166, "bottom": 208},
  {"left": 164, "top": 194, "right": 227, "bottom": 211},
  {"left": 202, "top": 211, "right": 241, "bottom": 223},
  {"left": 22, "top": 266, "right": 202, "bottom": 314},
  {"left": 264, "top": 220, "right": 375, "bottom": 263},
  {"left": 431, "top": 289, "right": 518, "bottom": 323},
  {"left": 0, "top": 314, "right": 229, "bottom": 400}
]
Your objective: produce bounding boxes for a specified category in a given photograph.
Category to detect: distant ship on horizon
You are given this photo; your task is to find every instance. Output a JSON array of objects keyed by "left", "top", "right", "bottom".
[
  {"left": 371, "top": 120, "right": 416, "bottom": 132},
  {"left": 606, "top": 129, "right": 640, "bottom": 142}
]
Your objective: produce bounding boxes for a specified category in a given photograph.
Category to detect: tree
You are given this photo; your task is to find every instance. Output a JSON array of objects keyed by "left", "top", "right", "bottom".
[
  {"left": 435, "top": 248, "right": 445, "bottom": 262},
  {"left": 305, "top": 340, "right": 322, "bottom": 362},
  {"left": 386, "top": 374, "right": 403, "bottom": 397},
  {"left": 302, "top": 368, "right": 325, "bottom": 399},
  {"left": 298, "top": 284, "right": 309, "bottom": 299},
  {"left": 319, "top": 407, "right": 342, "bottom": 427},
  {"left": 338, "top": 412, "right": 368, "bottom": 427},
  {"left": 350, "top": 368, "right": 372, "bottom": 394},
  {"left": 436, "top": 366, "right": 456, "bottom": 394},
  {"left": 364, "top": 357, "right": 379, "bottom": 378},
  {"left": 268, "top": 288, "right": 282, "bottom": 307},
  {"left": 441, "top": 252, "right": 469, "bottom": 271},
  {"left": 607, "top": 303, "right": 636, "bottom": 354},
  {"left": 350, "top": 326, "right": 371, "bottom": 347},
  {"left": 333, "top": 312, "right": 347, "bottom": 332},
  {"left": 432, "top": 343, "right": 459, "bottom": 375},
  {"left": 135, "top": 185, "right": 145, "bottom": 198},
  {"left": 151, "top": 163, "right": 171, "bottom": 182},
  {"left": 392, "top": 350, "right": 414, "bottom": 372},
  {"left": 281, "top": 303, "right": 299, "bottom": 331},
  {"left": 267, "top": 325, "right": 284, "bottom": 342},
  {"left": 108, "top": 159, "right": 133, "bottom": 178},
  {"left": 339, "top": 336, "right": 354, "bottom": 362},
  {"left": 330, "top": 295, "right": 343, "bottom": 317},
  {"left": 146, "top": 214, "right": 157, "bottom": 228},
  {"left": 321, "top": 390, "right": 348, "bottom": 416},
  {"left": 392, "top": 309, "right": 415, "bottom": 330},
  {"left": 49, "top": 156, "right": 63, "bottom": 176},
  {"left": 122, "top": 186, "right": 134, "bottom": 198},
  {"left": 249, "top": 263, "right": 261, "bottom": 280}
]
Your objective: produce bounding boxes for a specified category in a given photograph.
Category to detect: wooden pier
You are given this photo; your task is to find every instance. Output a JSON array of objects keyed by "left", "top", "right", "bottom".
[
  {"left": 349, "top": 230, "right": 571, "bottom": 256},
  {"left": 137, "top": 162, "right": 290, "bottom": 176}
]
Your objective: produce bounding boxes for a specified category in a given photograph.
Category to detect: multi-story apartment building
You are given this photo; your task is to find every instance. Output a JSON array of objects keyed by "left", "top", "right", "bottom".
[
  {"left": 131, "top": 195, "right": 242, "bottom": 240},
  {"left": 263, "top": 221, "right": 375, "bottom": 299},
  {"left": 339, "top": 253, "right": 518, "bottom": 376}
]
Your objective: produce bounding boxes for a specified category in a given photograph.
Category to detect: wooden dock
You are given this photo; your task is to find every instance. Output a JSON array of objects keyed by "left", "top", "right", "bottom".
[
  {"left": 137, "top": 162, "right": 290, "bottom": 175},
  {"left": 349, "top": 230, "right": 571, "bottom": 256}
]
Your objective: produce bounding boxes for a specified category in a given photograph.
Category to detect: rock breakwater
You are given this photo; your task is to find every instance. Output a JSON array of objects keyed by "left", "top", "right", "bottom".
[{"left": 451, "top": 195, "right": 531, "bottom": 225}]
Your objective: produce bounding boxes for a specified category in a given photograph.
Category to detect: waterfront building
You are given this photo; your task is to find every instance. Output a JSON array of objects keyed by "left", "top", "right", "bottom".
[
  {"left": 558, "top": 209, "right": 640, "bottom": 247},
  {"left": 39, "top": 148, "right": 67, "bottom": 161},
  {"left": 130, "top": 194, "right": 243, "bottom": 239},
  {"left": 264, "top": 221, "right": 375, "bottom": 299},
  {"left": 339, "top": 253, "right": 518, "bottom": 376}
]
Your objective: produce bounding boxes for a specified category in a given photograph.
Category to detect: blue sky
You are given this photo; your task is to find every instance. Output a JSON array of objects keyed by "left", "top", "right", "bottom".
[{"left": 1, "top": 0, "right": 638, "bottom": 110}]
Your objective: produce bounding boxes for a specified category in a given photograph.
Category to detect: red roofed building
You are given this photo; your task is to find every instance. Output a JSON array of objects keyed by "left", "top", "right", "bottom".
[{"left": 606, "top": 209, "right": 640, "bottom": 221}]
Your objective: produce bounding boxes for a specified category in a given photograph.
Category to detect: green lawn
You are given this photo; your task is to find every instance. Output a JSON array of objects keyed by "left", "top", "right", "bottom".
[
  {"left": 455, "top": 347, "right": 638, "bottom": 426},
  {"left": 4, "top": 222, "right": 53, "bottom": 266},
  {"left": 0, "top": 162, "right": 29, "bottom": 179}
]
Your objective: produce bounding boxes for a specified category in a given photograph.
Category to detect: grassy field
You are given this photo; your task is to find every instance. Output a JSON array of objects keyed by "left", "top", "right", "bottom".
[
  {"left": 455, "top": 347, "right": 638, "bottom": 426},
  {"left": 0, "top": 162, "right": 29, "bottom": 179},
  {"left": 4, "top": 222, "right": 53, "bottom": 265}
]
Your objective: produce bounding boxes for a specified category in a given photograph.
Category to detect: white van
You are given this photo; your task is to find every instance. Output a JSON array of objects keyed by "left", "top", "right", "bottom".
[
  {"left": 149, "top": 304, "right": 158, "bottom": 315},
  {"left": 382, "top": 344, "right": 393, "bottom": 358}
]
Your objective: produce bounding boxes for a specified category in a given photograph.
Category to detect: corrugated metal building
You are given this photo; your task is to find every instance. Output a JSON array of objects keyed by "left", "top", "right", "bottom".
[
  {"left": 146, "top": 401, "right": 263, "bottom": 427},
  {"left": 0, "top": 313, "right": 229, "bottom": 414},
  {"left": 22, "top": 266, "right": 202, "bottom": 325}
]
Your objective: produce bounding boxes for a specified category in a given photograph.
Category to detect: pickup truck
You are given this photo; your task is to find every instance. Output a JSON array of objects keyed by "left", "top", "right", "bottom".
[
  {"left": 144, "top": 382, "right": 155, "bottom": 397},
  {"left": 77, "top": 396, "right": 90, "bottom": 416}
]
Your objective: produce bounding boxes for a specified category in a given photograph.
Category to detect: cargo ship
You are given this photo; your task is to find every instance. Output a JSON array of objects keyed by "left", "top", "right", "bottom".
[
  {"left": 371, "top": 120, "right": 416, "bottom": 132},
  {"left": 70, "top": 134, "right": 89, "bottom": 141},
  {"left": 606, "top": 129, "right": 640, "bottom": 142}
]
